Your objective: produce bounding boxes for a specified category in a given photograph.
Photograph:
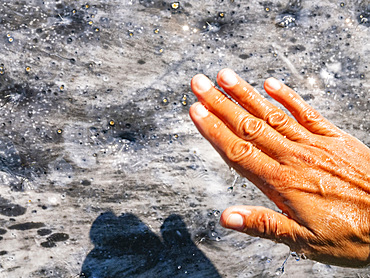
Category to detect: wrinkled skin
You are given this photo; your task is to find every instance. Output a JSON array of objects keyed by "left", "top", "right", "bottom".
[{"left": 189, "top": 69, "right": 370, "bottom": 267}]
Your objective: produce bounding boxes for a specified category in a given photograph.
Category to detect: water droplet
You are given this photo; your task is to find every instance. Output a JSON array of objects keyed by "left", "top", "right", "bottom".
[
  {"left": 162, "top": 97, "right": 169, "bottom": 105},
  {"left": 212, "top": 210, "right": 220, "bottom": 217},
  {"left": 291, "top": 251, "right": 300, "bottom": 261},
  {"left": 277, "top": 15, "right": 296, "bottom": 28},
  {"left": 181, "top": 94, "right": 188, "bottom": 106},
  {"left": 7, "top": 34, "right": 14, "bottom": 43},
  {"left": 171, "top": 2, "right": 180, "bottom": 10}
]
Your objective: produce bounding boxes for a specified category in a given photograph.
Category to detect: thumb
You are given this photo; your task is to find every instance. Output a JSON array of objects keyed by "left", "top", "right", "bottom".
[{"left": 220, "top": 206, "right": 306, "bottom": 245}]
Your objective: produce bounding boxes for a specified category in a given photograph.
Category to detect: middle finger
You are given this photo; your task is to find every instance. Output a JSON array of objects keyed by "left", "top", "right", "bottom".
[
  {"left": 216, "top": 69, "right": 313, "bottom": 142},
  {"left": 191, "top": 74, "right": 295, "bottom": 162}
]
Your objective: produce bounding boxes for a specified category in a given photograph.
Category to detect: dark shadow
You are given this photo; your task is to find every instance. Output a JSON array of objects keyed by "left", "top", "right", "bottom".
[{"left": 80, "top": 212, "right": 221, "bottom": 278}]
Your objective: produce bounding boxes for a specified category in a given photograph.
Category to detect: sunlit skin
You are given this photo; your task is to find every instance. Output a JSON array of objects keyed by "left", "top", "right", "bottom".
[{"left": 189, "top": 69, "right": 370, "bottom": 267}]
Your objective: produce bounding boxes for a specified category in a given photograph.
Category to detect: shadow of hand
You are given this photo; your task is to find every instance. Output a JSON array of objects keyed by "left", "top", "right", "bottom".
[{"left": 81, "top": 212, "right": 221, "bottom": 278}]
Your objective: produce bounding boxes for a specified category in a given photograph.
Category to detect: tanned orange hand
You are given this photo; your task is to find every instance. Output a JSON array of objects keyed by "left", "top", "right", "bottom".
[{"left": 189, "top": 69, "right": 370, "bottom": 267}]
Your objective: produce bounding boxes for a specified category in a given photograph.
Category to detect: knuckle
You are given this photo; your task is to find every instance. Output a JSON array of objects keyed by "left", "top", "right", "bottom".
[
  {"left": 238, "top": 118, "right": 264, "bottom": 140},
  {"left": 294, "top": 146, "right": 319, "bottom": 166},
  {"left": 210, "top": 93, "right": 228, "bottom": 108},
  {"left": 226, "top": 140, "right": 254, "bottom": 164},
  {"left": 254, "top": 213, "right": 278, "bottom": 238},
  {"left": 299, "top": 107, "right": 322, "bottom": 126},
  {"left": 266, "top": 110, "right": 289, "bottom": 128}
]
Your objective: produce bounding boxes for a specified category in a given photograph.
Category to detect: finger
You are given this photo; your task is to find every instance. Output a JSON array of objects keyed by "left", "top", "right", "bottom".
[
  {"left": 264, "top": 78, "right": 342, "bottom": 136},
  {"left": 191, "top": 74, "right": 294, "bottom": 161},
  {"left": 220, "top": 205, "right": 309, "bottom": 246},
  {"left": 216, "top": 69, "right": 312, "bottom": 142},
  {"left": 189, "top": 102, "right": 281, "bottom": 183}
]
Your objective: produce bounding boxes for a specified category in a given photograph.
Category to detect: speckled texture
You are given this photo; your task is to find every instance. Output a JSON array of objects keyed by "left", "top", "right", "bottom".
[{"left": 0, "top": 0, "right": 369, "bottom": 277}]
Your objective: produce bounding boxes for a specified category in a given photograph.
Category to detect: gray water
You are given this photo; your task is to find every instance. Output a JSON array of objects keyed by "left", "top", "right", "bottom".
[{"left": 0, "top": 0, "right": 369, "bottom": 277}]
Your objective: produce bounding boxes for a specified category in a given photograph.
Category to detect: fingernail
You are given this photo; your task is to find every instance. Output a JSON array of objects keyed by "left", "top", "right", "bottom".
[
  {"left": 220, "top": 69, "right": 238, "bottom": 87},
  {"left": 266, "top": 78, "right": 282, "bottom": 91},
  {"left": 194, "top": 103, "right": 209, "bottom": 118},
  {"left": 193, "top": 75, "right": 212, "bottom": 93},
  {"left": 226, "top": 214, "right": 244, "bottom": 229}
]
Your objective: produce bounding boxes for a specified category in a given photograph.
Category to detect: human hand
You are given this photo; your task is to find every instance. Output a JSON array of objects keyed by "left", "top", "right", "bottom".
[{"left": 189, "top": 69, "right": 370, "bottom": 267}]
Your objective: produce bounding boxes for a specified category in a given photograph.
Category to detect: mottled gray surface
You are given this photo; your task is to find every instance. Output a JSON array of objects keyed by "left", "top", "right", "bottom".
[{"left": 0, "top": 0, "right": 369, "bottom": 277}]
